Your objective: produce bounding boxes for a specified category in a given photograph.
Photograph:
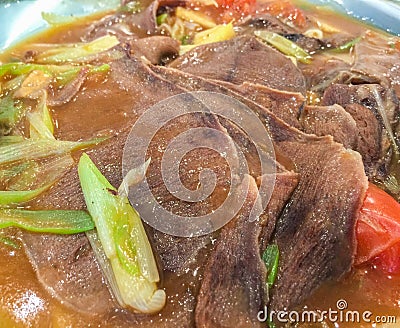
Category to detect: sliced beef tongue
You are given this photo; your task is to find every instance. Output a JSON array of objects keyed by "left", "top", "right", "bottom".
[
  {"left": 299, "top": 104, "right": 358, "bottom": 149},
  {"left": 168, "top": 35, "right": 307, "bottom": 95},
  {"left": 151, "top": 64, "right": 306, "bottom": 130},
  {"left": 217, "top": 81, "right": 306, "bottom": 129},
  {"left": 22, "top": 53, "right": 290, "bottom": 326},
  {"left": 352, "top": 32, "right": 400, "bottom": 97},
  {"left": 20, "top": 232, "right": 114, "bottom": 315},
  {"left": 322, "top": 83, "right": 400, "bottom": 179},
  {"left": 269, "top": 131, "right": 368, "bottom": 312},
  {"left": 195, "top": 173, "right": 298, "bottom": 328},
  {"left": 195, "top": 176, "right": 267, "bottom": 328},
  {"left": 128, "top": 36, "right": 179, "bottom": 65},
  {"left": 300, "top": 56, "right": 351, "bottom": 92}
]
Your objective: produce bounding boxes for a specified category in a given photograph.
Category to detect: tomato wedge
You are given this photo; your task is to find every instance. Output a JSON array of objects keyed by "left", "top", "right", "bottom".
[
  {"left": 215, "top": 0, "right": 306, "bottom": 26},
  {"left": 216, "top": 0, "right": 256, "bottom": 22},
  {"left": 263, "top": 1, "right": 306, "bottom": 28},
  {"left": 355, "top": 183, "right": 400, "bottom": 272},
  {"left": 373, "top": 242, "right": 400, "bottom": 274}
]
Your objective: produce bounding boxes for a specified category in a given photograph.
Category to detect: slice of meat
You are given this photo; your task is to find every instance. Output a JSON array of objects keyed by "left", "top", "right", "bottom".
[
  {"left": 20, "top": 232, "right": 113, "bottom": 315},
  {"left": 344, "top": 103, "right": 387, "bottom": 177},
  {"left": 169, "top": 35, "right": 307, "bottom": 94},
  {"left": 128, "top": 36, "right": 179, "bottom": 65},
  {"left": 299, "top": 104, "right": 358, "bottom": 149},
  {"left": 82, "top": 13, "right": 136, "bottom": 42},
  {"left": 195, "top": 176, "right": 265, "bottom": 328},
  {"left": 195, "top": 172, "right": 298, "bottom": 328},
  {"left": 148, "top": 63, "right": 368, "bottom": 311},
  {"left": 216, "top": 81, "right": 305, "bottom": 129},
  {"left": 25, "top": 54, "right": 274, "bottom": 326},
  {"left": 300, "top": 56, "right": 351, "bottom": 92},
  {"left": 269, "top": 134, "right": 367, "bottom": 311},
  {"left": 352, "top": 32, "right": 400, "bottom": 97},
  {"left": 48, "top": 67, "right": 89, "bottom": 107},
  {"left": 257, "top": 172, "right": 300, "bottom": 259},
  {"left": 322, "top": 83, "right": 399, "bottom": 179}
]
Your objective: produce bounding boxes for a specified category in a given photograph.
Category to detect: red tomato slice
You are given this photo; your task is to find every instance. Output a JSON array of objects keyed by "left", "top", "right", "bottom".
[
  {"left": 355, "top": 183, "right": 400, "bottom": 267},
  {"left": 263, "top": 1, "right": 306, "bottom": 27},
  {"left": 373, "top": 242, "right": 400, "bottom": 274},
  {"left": 217, "top": 0, "right": 256, "bottom": 22}
]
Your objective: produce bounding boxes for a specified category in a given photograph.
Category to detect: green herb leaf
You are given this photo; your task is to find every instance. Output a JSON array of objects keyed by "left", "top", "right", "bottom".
[
  {"left": 0, "top": 96, "right": 23, "bottom": 135},
  {"left": 156, "top": 13, "right": 168, "bottom": 26},
  {"left": 34, "top": 35, "right": 119, "bottom": 64},
  {"left": 335, "top": 36, "right": 362, "bottom": 52},
  {"left": 262, "top": 244, "right": 280, "bottom": 289},
  {"left": 0, "top": 209, "right": 94, "bottom": 234},
  {"left": 0, "top": 137, "right": 106, "bottom": 165},
  {"left": 78, "top": 153, "right": 165, "bottom": 313},
  {"left": 254, "top": 30, "right": 312, "bottom": 64},
  {"left": 0, "top": 236, "right": 20, "bottom": 249},
  {"left": 0, "top": 184, "right": 51, "bottom": 206}
]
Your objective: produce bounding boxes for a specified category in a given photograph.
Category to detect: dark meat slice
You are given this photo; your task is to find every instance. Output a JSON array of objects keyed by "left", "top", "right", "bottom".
[
  {"left": 128, "top": 36, "right": 179, "bottom": 65},
  {"left": 238, "top": 13, "right": 296, "bottom": 35},
  {"left": 195, "top": 176, "right": 266, "bottom": 328},
  {"left": 82, "top": 13, "right": 136, "bottom": 42},
  {"left": 195, "top": 172, "right": 298, "bottom": 328},
  {"left": 352, "top": 32, "right": 400, "bottom": 97},
  {"left": 217, "top": 81, "right": 305, "bottom": 129},
  {"left": 152, "top": 65, "right": 305, "bottom": 129},
  {"left": 300, "top": 56, "right": 351, "bottom": 92},
  {"left": 124, "top": 0, "right": 184, "bottom": 35},
  {"left": 148, "top": 63, "right": 368, "bottom": 311},
  {"left": 269, "top": 131, "right": 367, "bottom": 311},
  {"left": 322, "top": 83, "right": 399, "bottom": 179},
  {"left": 344, "top": 103, "right": 388, "bottom": 177},
  {"left": 169, "top": 35, "right": 307, "bottom": 94},
  {"left": 257, "top": 172, "right": 300, "bottom": 260},
  {"left": 48, "top": 67, "right": 89, "bottom": 107},
  {"left": 20, "top": 233, "right": 113, "bottom": 315},
  {"left": 299, "top": 104, "right": 358, "bottom": 149}
]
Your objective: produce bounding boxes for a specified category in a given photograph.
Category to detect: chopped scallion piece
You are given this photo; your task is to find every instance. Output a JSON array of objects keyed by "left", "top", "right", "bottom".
[
  {"left": 335, "top": 36, "right": 362, "bottom": 52},
  {"left": 7, "top": 155, "right": 73, "bottom": 192},
  {"left": 34, "top": 35, "right": 120, "bottom": 64},
  {"left": 0, "top": 209, "right": 94, "bottom": 234},
  {"left": 0, "top": 183, "right": 52, "bottom": 205},
  {"left": 0, "top": 135, "right": 24, "bottom": 146},
  {"left": 0, "top": 236, "right": 20, "bottom": 249},
  {"left": 0, "top": 96, "right": 23, "bottom": 135},
  {"left": 254, "top": 30, "right": 312, "bottom": 64},
  {"left": 0, "top": 137, "right": 106, "bottom": 165},
  {"left": 78, "top": 153, "right": 165, "bottom": 313},
  {"left": 0, "top": 62, "right": 110, "bottom": 86},
  {"left": 262, "top": 244, "right": 279, "bottom": 289},
  {"left": 156, "top": 13, "right": 168, "bottom": 26}
]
